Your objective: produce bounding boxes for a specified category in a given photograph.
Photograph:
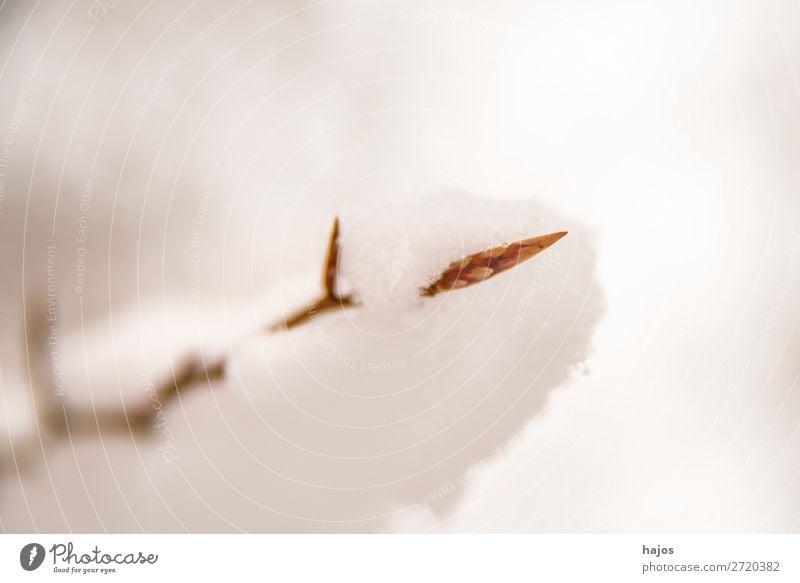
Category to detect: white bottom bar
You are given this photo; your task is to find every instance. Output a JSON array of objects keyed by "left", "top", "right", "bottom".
[{"left": 1, "top": 534, "right": 798, "bottom": 582}]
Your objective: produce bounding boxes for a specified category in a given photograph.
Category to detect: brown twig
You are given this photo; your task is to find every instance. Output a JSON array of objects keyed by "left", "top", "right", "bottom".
[
  {"left": 323, "top": 216, "right": 341, "bottom": 297},
  {"left": 27, "top": 217, "right": 349, "bottom": 440},
  {"left": 26, "top": 218, "right": 568, "bottom": 443},
  {"left": 269, "top": 216, "right": 355, "bottom": 331},
  {"left": 28, "top": 305, "right": 227, "bottom": 438},
  {"left": 270, "top": 294, "right": 356, "bottom": 331}
]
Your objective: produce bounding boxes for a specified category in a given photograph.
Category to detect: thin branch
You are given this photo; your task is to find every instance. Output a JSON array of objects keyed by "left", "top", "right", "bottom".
[
  {"left": 28, "top": 301, "right": 227, "bottom": 438},
  {"left": 323, "top": 216, "right": 341, "bottom": 297},
  {"left": 269, "top": 294, "right": 355, "bottom": 331},
  {"left": 270, "top": 216, "right": 354, "bottom": 331},
  {"left": 24, "top": 219, "right": 568, "bottom": 445}
]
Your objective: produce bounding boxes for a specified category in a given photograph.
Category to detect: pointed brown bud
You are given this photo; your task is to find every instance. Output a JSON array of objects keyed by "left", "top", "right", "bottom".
[{"left": 422, "top": 231, "right": 568, "bottom": 296}]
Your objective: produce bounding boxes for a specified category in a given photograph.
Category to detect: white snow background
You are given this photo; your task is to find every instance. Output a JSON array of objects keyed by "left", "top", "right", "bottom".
[{"left": 0, "top": 0, "right": 798, "bottom": 532}]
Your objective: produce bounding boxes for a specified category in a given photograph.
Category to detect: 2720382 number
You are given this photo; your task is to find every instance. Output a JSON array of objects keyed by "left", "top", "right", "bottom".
[{"left": 729, "top": 561, "right": 780, "bottom": 572}]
